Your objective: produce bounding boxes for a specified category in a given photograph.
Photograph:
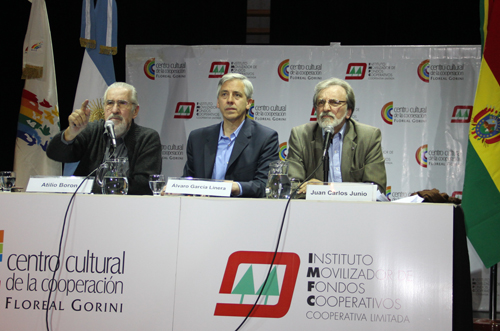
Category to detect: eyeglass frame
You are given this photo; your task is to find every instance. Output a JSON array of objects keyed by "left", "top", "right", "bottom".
[
  {"left": 316, "top": 99, "right": 347, "bottom": 108},
  {"left": 104, "top": 99, "right": 136, "bottom": 109}
]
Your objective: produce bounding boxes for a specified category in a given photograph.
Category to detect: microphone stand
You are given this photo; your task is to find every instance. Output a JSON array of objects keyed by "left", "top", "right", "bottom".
[
  {"left": 323, "top": 153, "right": 330, "bottom": 183},
  {"left": 322, "top": 127, "right": 334, "bottom": 183}
]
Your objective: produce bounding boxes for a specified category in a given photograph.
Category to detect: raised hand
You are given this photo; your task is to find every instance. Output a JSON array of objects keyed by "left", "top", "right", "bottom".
[{"left": 64, "top": 100, "right": 91, "bottom": 141}]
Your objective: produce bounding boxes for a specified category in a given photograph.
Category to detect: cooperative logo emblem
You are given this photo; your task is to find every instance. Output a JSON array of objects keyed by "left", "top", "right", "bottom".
[
  {"left": 345, "top": 63, "right": 367, "bottom": 80},
  {"left": 209, "top": 62, "right": 230, "bottom": 78},
  {"left": 247, "top": 102, "right": 255, "bottom": 120},
  {"left": 214, "top": 251, "right": 300, "bottom": 318},
  {"left": 174, "top": 102, "right": 195, "bottom": 119},
  {"left": 451, "top": 105, "right": 472, "bottom": 123},
  {"left": 415, "top": 144, "right": 428, "bottom": 168},
  {"left": 417, "top": 60, "right": 430, "bottom": 83},
  {"left": 279, "top": 142, "right": 287, "bottom": 161},
  {"left": 144, "top": 58, "right": 155, "bottom": 80},
  {"left": 277, "top": 59, "right": 289, "bottom": 82},
  {"left": 385, "top": 186, "right": 392, "bottom": 201},
  {"left": 470, "top": 106, "right": 500, "bottom": 144},
  {"left": 452, "top": 191, "right": 463, "bottom": 199},
  {"left": 381, "top": 102, "right": 393, "bottom": 125}
]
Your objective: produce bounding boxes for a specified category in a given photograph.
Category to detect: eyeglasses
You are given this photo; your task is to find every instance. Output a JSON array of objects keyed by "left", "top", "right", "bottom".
[
  {"left": 105, "top": 99, "right": 135, "bottom": 109},
  {"left": 316, "top": 99, "right": 347, "bottom": 108}
]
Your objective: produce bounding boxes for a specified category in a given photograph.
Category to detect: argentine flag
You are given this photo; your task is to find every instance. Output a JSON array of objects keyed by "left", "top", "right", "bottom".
[{"left": 65, "top": 0, "right": 117, "bottom": 175}]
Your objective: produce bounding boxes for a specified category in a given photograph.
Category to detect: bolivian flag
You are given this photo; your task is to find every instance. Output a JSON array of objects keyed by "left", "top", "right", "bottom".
[{"left": 462, "top": 0, "right": 500, "bottom": 268}]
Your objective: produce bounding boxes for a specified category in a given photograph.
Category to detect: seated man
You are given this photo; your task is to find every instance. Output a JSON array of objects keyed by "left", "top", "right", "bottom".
[
  {"left": 183, "top": 73, "right": 279, "bottom": 197},
  {"left": 47, "top": 82, "right": 162, "bottom": 195},
  {"left": 287, "top": 77, "right": 386, "bottom": 195}
]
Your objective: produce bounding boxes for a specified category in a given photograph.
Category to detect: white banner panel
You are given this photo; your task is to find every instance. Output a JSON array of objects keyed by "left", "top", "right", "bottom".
[
  {"left": 0, "top": 194, "right": 454, "bottom": 330},
  {"left": 0, "top": 193, "right": 179, "bottom": 330},
  {"left": 174, "top": 198, "right": 453, "bottom": 330}
]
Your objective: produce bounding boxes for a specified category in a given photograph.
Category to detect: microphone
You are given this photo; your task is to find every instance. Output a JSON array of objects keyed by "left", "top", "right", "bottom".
[
  {"left": 105, "top": 120, "right": 117, "bottom": 149},
  {"left": 322, "top": 125, "right": 335, "bottom": 159}
]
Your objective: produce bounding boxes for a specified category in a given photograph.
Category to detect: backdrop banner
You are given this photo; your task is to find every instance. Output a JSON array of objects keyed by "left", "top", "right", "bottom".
[{"left": 126, "top": 44, "right": 481, "bottom": 202}]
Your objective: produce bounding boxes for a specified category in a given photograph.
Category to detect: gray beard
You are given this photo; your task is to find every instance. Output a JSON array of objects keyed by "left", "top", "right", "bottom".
[
  {"left": 317, "top": 112, "right": 345, "bottom": 130},
  {"left": 107, "top": 115, "right": 128, "bottom": 138}
]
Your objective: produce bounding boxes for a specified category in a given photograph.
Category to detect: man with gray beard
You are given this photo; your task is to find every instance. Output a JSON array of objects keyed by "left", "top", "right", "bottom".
[
  {"left": 287, "top": 77, "right": 386, "bottom": 195},
  {"left": 47, "top": 82, "right": 162, "bottom": 195}
]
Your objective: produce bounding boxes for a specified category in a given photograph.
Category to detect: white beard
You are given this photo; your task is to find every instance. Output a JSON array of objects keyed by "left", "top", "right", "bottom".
[
  {"left": 317, "top": 111, "right": 346, "bottom": 130},
  {"left": 107, "top": 115, "right": 128, "bottom": 138}
]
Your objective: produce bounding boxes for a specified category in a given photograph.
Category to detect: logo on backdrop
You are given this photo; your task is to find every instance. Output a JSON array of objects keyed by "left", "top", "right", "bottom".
[
  {"left": 452, "top": 191, "right": 463, "bottom": 199},
  {"left": 415, "top": 144, "right": 461, "bottom": 167},
  {"left": 385, "top": 185, "right": 414, "bottom": 201},
  {"left": 310, "top": 108, "right": 317, "bottom": 122},
  {"left": 384, "top": 102, "right": 427, "bottom": 124},
  {"left": 162, "top": 144, "right": 183, "bottom": 161},
  {"left": 346, "top": 62, "right": 395, "bottom": 80},
  {"left": 252, "top": 104, "right": 287, "bottom": 122},
  {"left": 214, "top": 251, "right": 300, "bottom": 318},
  {"left": 278, "top": 59, "right": 290, "bottom": 82},
  {"left": 381, "top": 102, "right": 393, "bottom": 125},
  {"left": 247, "top": 102, "right": 255, "bottom": 120},
  {"left": 419, "top": 60, "right": 466, "bottom": 82},
  {"left": 417, "top": 60, "right": 430, "bottom": 83},
  {"left": 209, "top": 62, "right": 230, "bottom": 78},
  {"left": 144, "top": 58, "right": 155, "bottom": 80},
  {"left": 174, "top": 102, "right": 195, "bottom": 119},
  {"left": 451, "top": 105, "right": 473, "bottom": 123},
  {"left": 279, "top": 142, "right": 287, "bottom": 161},
  {"left": 385, "top": 186, "right": 392, "bottom": 201},
  {"left": 470, "top": 106, "right": 500, "bottom": 144},
  {"left": 230, "top": 62, "right": 257, "bottom": 78},
  {"left": 345, "top": 63, "right": 367, "bottom": 80},
  {"left": 143, "top": 58, "right": 186, "bottom": 80},
  {"left": 277, "top": 59, "right": 322, "bottom": 82},
  {"left": 415, "top": 145, "right": 428, "bottom": 168}
]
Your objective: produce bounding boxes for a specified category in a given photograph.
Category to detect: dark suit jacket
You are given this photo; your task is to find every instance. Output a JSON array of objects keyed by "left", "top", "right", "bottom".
[
  {"left": 183, "top": 119, "right": 279, "bottom": 197},
  {"left": 287, "top": 119, "right": 387, "bottom": 194}
]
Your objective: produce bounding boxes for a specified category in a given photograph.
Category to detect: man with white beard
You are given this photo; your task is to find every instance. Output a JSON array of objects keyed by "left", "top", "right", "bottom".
[
  {"left": 47, "top": 82, "right": 162, "bottom": 195},
  {"left": 287, "top": 77, "right": 386, "bottom": 196}
]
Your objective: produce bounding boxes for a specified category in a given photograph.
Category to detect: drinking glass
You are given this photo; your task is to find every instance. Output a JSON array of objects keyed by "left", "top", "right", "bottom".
[
  {"left": 0, "top": 171, "right": 16, "bottom": 192},
  {"left": 265, "top": 160, "right": 290, "bottom": 199},
  {"left": 149, "top": 174, "right": 165, "bottom": 196},
  {"left": 102, "top": 176, "right": 129, "bottom": 195}
]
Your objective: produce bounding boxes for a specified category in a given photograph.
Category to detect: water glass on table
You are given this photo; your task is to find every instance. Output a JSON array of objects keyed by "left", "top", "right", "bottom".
[
  {"left": 149, "top": 174, "right": 165, "bottom": 196},
  {"left": 0, "top": 171, "right": 16, "bottom": 192}
]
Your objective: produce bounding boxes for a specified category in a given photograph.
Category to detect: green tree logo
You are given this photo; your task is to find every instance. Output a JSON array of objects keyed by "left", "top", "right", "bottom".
[{"left": 231, "top": 265, "right": 280, "bottom": 305}]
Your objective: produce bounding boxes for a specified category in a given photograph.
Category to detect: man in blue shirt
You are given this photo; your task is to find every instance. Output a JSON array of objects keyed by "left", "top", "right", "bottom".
[{"left": 182, "top": 73, "right": 279, "bottom": 197}]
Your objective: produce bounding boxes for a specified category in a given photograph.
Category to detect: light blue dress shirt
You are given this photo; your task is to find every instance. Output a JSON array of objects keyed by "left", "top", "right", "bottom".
[
  {"left": 211, "top": 120, "right": 245, "bottom": 195},
  {"left": 323, "top": 123, "right": 346, "bottom": 183}
]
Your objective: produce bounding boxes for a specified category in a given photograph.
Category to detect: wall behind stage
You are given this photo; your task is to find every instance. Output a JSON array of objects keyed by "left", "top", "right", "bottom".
[{"left": 3, "top": 0, "right": 479, "bottom": 173}]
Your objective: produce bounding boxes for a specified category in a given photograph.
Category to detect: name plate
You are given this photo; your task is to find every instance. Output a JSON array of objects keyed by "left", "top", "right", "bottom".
[
  {"left": 306, "top": 182, "right": 377, "bottom": 201},
  {"left": 26, "top": 176, "right": 94, "bottom": 194},
  {"left": 165, "top": 178, "right": 232, "bottom": 197}
]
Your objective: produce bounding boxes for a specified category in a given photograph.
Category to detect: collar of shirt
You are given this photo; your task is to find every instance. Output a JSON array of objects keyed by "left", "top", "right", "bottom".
[
  {"left": 211, "top": 119, "right": 246, "bottom": 181},
  {"left": 104, "top": 129, "right": 128, "bottom": 162},
  {"left": 322, "top": 122, "right": 346, "bottom": 183},
  {"left": 218, "top": 119, "right": 245, "bottom": 141}
]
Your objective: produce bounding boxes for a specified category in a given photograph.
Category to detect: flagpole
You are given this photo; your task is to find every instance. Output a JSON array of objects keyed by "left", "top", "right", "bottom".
[{"left": 490, "top": 263, "right": 498, "bottom": 321}]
